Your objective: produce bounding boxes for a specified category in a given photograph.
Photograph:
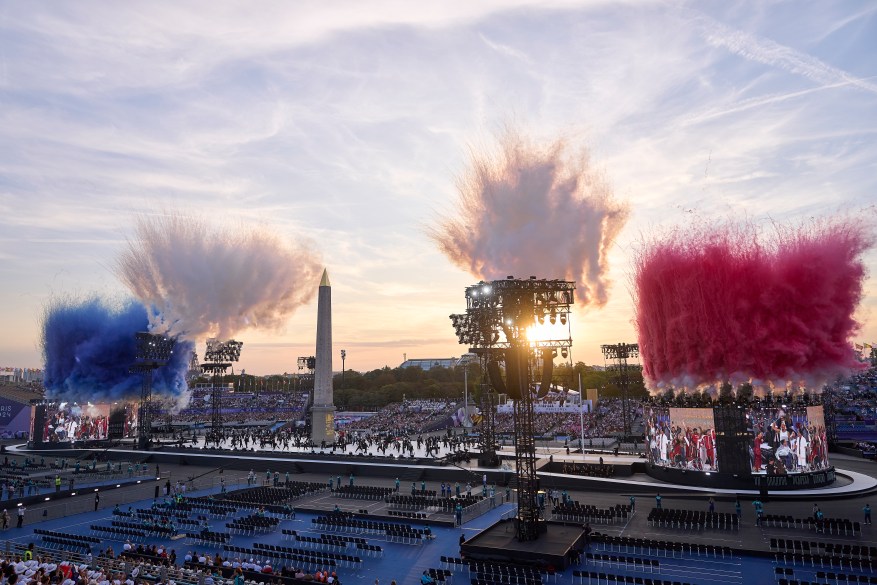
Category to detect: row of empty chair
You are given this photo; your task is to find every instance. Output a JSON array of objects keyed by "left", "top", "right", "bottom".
[
  {"left": 573, "top": 570, "right": 691, "bottom": 585},
  {"left": 591, "top": 532, "right": 733, "bottom": 559},
  {"left": 333, "top": 485, "right": 395, "bottom": 500},
  {"left": 184, "top": 530, "right": 231, "bottom": 545},
  {"left": 647, "top": 508, "right": 738, "bottom": 530},
  {"left": 770, "top": 539, "right": 875, "bottom": 561},
  {"left": 760, "top": 515, "right": 861, "bottom": 535},
  {"left": 773, "top": 554, "right": 874, "bottom": 572},
  {"left": 311, "top": 514, "right": 426, "bottom": 543},
  {"left": 33, "top": 528, "right": 101, "bottom": 544},
  {"left": 553, "top": 503, "right": 630, "bottom": 524},
  {"left": 585, "top": 553, "right": 660, "bottom": 573},
  {"left": 777, "top": 574, "right": 877, "bottom": 585},
  {"left": 90, "top": 524, "right": 146, "bottom": 541},
  {"left": 387, "top": 510, "right": 429, "bottom": 520},
  {"left": 252, "top": 542, "right": 361, "bottom": 569},
  {"left": 385, "top": 493, "right": 481, "bottom": 512}
]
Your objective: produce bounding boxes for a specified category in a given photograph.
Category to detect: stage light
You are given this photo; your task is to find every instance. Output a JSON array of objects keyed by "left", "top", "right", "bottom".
[
  {"left": 449, "top": 275, "right": 575, "bottom": 542},
  {"left": 561, "top": 348, "right": 568, "bottom": 359},
  {"left": 560, "top": 314, "right": 567, "bottom": 325}
]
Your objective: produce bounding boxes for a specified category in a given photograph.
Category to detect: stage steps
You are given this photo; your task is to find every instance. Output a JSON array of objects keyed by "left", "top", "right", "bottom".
[{"left": 397, "top": 468, "right": 422, "bottom": 482}]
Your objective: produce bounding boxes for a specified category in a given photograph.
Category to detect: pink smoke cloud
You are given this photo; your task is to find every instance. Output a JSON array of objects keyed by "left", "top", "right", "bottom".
[
  {"left": 634, "top": 218, "right": 873, "bottom": 391},
  {"left": 430, "top": 131, "right": 629, "bottom": 308}
]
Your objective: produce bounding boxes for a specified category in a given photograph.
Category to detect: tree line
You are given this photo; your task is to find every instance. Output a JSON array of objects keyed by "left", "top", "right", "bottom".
[{"left": 193, "top": 361, "right": 648, "bottom": 411}]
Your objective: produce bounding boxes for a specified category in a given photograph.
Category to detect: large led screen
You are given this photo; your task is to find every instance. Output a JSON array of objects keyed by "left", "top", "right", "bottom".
[
  {"left": 645, "top": 406, "right": 719, "bottom": 472},
  {"left": 40, "top": 403, "right": 111, "bottom": 443},
  {"left": 747, "top": 405, "right": 830, "bottom": 475}
]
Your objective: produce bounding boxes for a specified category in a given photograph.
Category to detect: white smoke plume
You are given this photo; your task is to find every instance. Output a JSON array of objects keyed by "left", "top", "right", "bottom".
[
  {"left": 116, "top": 213, "right": 323, "bottom": 340},
  {"left": 431, "top": 131, "right": 629, "bottom": 307}
]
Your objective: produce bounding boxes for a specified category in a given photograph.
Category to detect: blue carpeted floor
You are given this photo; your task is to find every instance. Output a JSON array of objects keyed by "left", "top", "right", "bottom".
[{"left": 4, "top": 484, "right": 873, "bottom": 585}]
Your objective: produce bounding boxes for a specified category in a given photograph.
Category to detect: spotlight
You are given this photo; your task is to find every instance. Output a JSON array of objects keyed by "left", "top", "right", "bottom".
[
  {"left": 560, "top": 314, "right": 567, "bottom": 325},
  {"left": 549, "top": 313, "right": 556, "bottom": 325},
  {"left": 561, "top": 348, "right": 568, "bottom": 358}
]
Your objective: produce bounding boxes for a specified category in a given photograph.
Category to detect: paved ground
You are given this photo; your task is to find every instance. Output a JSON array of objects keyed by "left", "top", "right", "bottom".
[{"left": 0, "top": 445, "right": 874, "bottom": 585}]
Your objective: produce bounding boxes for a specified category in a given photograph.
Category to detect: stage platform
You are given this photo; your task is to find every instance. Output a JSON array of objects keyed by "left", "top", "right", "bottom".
[
  {"left": 462, "top": 518, "right": 585, "bottom": 570},
  {"left": 10, "top": 443, "right": 877, "bottom": 500}
]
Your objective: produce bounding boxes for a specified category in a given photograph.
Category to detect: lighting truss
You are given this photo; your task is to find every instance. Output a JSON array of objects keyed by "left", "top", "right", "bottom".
[
  {"left": 201, "top": 338, "right": 242, "bottom": 447},
  {"left": 134, "top": 332, "right": 176, "bottom": 364},
  {"left": 297, "top": 356, "right": 316, "bottom": 373},
  {"left": 451, "top": 277, "right": 575, "bottom": 352},
  {"left": 450, "top": 276, "right": 575, "bottom": 543},
  {"left": 600, "top": 343, "right": 639, "bottom": 362},
  {"left": 601, "top": 342, "right": 640, "bottom": 437},
  {"left": 204, "top": 339, "right": 243, "bottom": 363},
  {"left": 130, "top": 332, "right": 176, "bottom": 450}
]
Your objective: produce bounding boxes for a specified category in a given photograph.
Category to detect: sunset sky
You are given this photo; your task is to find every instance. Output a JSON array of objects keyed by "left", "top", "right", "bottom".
[{"left": 1, "top": 1, "right": 875, "bottom": 375}]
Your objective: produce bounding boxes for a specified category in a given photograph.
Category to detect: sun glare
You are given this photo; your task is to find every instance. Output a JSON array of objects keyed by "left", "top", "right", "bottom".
[{"left": 525, "top": 321, "right": 569, "bottom": 343}]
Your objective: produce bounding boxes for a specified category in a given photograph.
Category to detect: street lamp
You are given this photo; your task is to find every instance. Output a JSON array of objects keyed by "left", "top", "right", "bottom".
[{"left": 340, "top": 349, "right": 346, "bottom": 384}]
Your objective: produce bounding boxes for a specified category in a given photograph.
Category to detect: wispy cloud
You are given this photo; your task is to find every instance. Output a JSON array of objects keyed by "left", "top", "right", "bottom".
[
  {"left": 1, "top": 1, "right": 875, "bottom": 372},
  {"left": 696, "top": 12, "right": 877, "bottom": 95}
]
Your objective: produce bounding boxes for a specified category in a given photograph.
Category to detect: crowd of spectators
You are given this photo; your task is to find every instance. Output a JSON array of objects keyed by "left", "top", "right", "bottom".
[
  {"left": 154, "top": 389, "right": 310, "bottom": 425},
  {"left": 494, "top": 398, "right": 642, "bottom": 439},
  {"left": 341, "top": 400, "right": 458, "bottom": 435},
  {"left": 339, "top": 397, "right": 641, "bottom": 441},
  {"left": 833, "top": 366, "right": 877, "bottom": 431}
]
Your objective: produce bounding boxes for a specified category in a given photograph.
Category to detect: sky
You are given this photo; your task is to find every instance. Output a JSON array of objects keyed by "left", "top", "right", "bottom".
[{"left": 1, "top": 0, "right": 876, "bottom": 376}]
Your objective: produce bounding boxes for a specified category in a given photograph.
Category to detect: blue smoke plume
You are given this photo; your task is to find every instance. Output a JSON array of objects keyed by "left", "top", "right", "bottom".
[{"left": 41, "top": 297, "right": 192, "bottom": 403}]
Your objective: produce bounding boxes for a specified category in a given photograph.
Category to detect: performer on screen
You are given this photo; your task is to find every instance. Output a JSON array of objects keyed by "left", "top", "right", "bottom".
[{"left": 753, "top": 431, "right": 764, "bottom": 472}]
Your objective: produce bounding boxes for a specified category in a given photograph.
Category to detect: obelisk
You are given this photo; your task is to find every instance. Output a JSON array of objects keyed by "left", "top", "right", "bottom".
[{"left": 310, "top": 268, "right": 336, "bottom": 445}]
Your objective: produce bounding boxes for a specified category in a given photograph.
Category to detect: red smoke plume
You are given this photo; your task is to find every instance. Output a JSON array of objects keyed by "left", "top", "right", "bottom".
[
  {"left": 634, "top": 219, "right": 873, "bottom": 391},
  {"left": 431, "top": 132, "right": 629, "bottom": 307}
]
